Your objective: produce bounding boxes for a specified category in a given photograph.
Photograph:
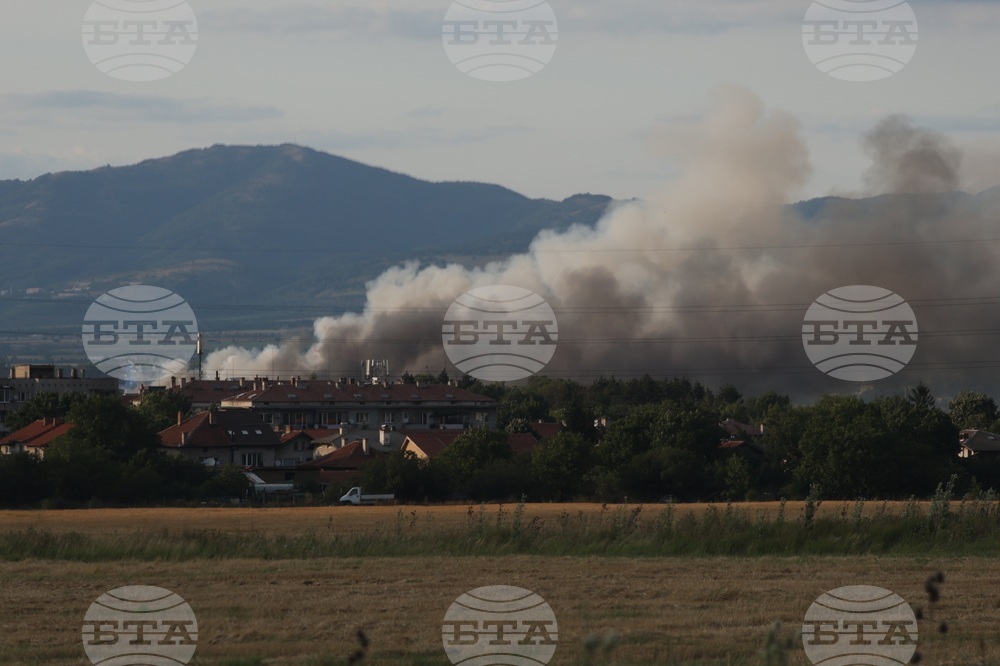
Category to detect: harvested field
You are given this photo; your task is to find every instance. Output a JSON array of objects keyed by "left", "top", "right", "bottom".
[
  {"left": 1, "top": 556, "right": 995, "bottom": 665},
  {"left": 1, "top": 504, "right": 998, "bottom": 664},
  {"left": 0, "top": 501, "right": 931, "bottom": 536}
]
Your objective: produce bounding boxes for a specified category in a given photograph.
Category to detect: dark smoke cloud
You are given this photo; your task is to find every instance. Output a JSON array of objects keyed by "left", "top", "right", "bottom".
[{"left": 207, "top": 90, "right": 1000, "bottom": 400}]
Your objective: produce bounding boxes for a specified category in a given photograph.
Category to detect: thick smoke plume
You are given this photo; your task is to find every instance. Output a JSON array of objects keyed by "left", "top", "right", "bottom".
[
  {"left": 862, "top": 114, "right": 962, "bottom": 195},
  {"left": 206, "top": 89, "right": 1000, "bottom": 398}
]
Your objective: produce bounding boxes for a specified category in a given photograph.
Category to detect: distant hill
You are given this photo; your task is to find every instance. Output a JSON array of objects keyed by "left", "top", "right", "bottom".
[{"left": 0, "top": 144, "right": 614, "bottom": 330}]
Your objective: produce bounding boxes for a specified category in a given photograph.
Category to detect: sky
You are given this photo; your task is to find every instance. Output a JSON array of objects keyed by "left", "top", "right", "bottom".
[{"left": 1, "top": 0, "right": 1000, "bottom": 203}]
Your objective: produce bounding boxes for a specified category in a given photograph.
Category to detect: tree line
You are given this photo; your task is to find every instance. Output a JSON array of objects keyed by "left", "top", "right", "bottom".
[
  {"left": 357, "top": 376, "right": 1000, "bottom": 503},
  {"left": 4, "top": 377, "right": 1000, "bottom": 507}
]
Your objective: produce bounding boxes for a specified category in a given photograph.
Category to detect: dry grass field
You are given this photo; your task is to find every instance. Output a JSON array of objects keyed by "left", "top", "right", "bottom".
[
  {"left": 1, "top": 504, "right": 998, "bottom": 665},
  {"left": 0, "top": 500, "right": 921, "bottom": 536}
]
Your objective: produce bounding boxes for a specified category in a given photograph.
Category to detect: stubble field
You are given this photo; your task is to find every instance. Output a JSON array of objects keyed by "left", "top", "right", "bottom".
[{"left": 1, "top": 503, "right": 998, "bottom": 665}]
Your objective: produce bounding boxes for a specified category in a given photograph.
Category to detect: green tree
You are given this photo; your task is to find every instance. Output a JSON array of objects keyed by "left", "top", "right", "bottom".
[
  {"left": 948, "top": 391, "right": 997, "bottom": 431},
  {"left": 497, "top": 388, "right": 548, "bottom": 430},
  {"left": 63, "top": 394, "right": 161, "bottom": 463},
  {"left": 360, "top": 450, "right": 424, "bottom": 499},
  {"left": 0, "top": 452, "right": 50, "bottom": 506},
  {"left": 7, "top": 393, "right": 85, "bottom": 432},
  {"left": 530, "top": 431, "right": 593, "bottom": 500},
  {"left": 201, "top": 464, "right": 252, "bottom": 498},
  {"left": 907, "top": 383, "right": 935, "bottom": 410},
  {"left": 437, "top": 428, "right": 511, "bottom": 490},
  {"left": 794, "top": 396, "right": 884, "bottom": 498},
  {"left": 136, "top": 390, "right": 193, "bottom": 432}
]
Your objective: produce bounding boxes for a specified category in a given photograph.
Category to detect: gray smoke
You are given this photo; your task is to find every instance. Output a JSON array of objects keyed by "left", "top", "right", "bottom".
[
  {"left": 206, "top": 91, "right": 1000, "bottom": 399},
  {"left": 862, "top": 114, "right": 962, "bottom": 195}
]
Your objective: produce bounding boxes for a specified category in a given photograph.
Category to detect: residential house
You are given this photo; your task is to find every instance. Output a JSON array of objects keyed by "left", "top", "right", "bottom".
[
  {"left": 401, "top": 430, "right": 540, "bottom": 461},
  {"left": 959, "top": 429, "right": 1000, "bottom": 458},
  {"left": 0, "top": 417, "right": 73, "bottom": 458},
  {"left": 159, "top": 410, "right": 282, "bottom": 467},
  {"left": 258, "top": 439, "right": 384, "bottom": 488}
]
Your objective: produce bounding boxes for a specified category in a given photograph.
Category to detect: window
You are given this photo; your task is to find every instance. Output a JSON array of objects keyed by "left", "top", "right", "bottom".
[
  {"left": 379, "top": 411, "right": 396, "bottom": 424},
  {"left": 241, "top": 452, "right": 263, "bottom": 466},
  {"left": 355, "top": 411, "right": 370, "bottom": 425},
  {"left": 262, "top": 413, "right": 273, "bottom": 425}
]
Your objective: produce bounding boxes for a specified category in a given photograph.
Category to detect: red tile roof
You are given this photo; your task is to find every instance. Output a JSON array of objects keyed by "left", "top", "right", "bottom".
[
  {"left": 402, "top": 430, "right": 539, "bottom": 459},
  {"left": 170, "top": 379, "right": 248, "bottom": 406},
  {"left": 297, "top": 441, "right": 382, "bottom": 470},
  {"left": 401, "top": 430, "right": 465, "bottom": 459},
  {"left": 0, "top": 418, "right": 73, "bottom": 449},
  {"left": 159, "top": 411, "right": 281, "bottom": 449},
  {"left": 278, "top": 428, "right": 343, "bottom": 445},
  {"left": 530, "top": 422, "right": 562, "bottom": 441},
  {"left": 508, "top": 433, "right": 540, "bottom": 456}
]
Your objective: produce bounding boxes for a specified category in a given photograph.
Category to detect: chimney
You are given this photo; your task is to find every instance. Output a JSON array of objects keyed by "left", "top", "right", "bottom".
[
  {"left": 170, "top": 376, "right": 177, "bottom": 389},
  {"left": 291, "top": 376, "right": 298, "bottom": 387},
  {"left": 240, "top": 377, "right": 246, "bottom": 388},
  {"left": 760, "top": 423, "right": 765, "bottom": 435},
  {"left": 70, "top": 368, "right": 78, "bottom": 379},
  {"left": 208, "top": 411, "right": 216, "bottom": 426},
  {"left": 285, "top": 424, "right": 292, "bottom": 434},
  {"left": 56, "top": 368, "right": 63, "bottom": 379},
  {"left": 181, "top": 432, "right": 189, "bottom": 446},
  {"left": 177, "top": 411, "right": 184, "bottom": 426},
  {"left": 180, "top": 377, "right": 187, "bottom": 388},
  {"left": 381, "top": 380, "right": 388, "bottom": 389},
  {"left": 361, "top": 438, "right": 369, "bottom": 455},
  {"left": 215, "top": 370, "right": 220, "bottom": 380}
]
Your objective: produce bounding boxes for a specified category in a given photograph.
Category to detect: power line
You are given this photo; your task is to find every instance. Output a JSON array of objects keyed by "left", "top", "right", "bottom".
[{"left": 5, "top": 235, "right": 1000, "bottom": 254}]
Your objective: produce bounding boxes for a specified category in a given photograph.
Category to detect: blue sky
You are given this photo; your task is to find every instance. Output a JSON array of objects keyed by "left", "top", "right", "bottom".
[{"left": 1, "top": 0, "right": 999, "bottom": 201}]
